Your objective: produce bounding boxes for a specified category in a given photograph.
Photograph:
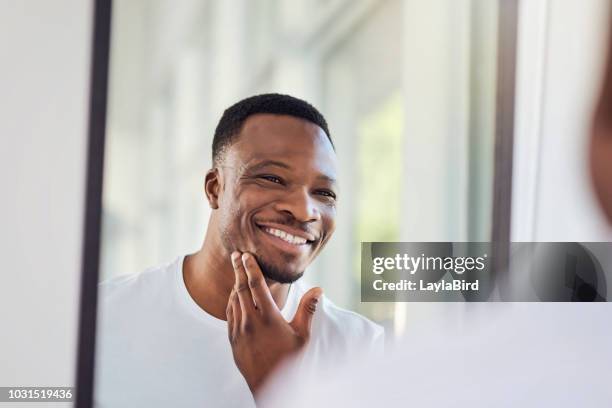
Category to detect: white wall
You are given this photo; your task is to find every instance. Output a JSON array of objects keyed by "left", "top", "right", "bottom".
[
  {"left": 0, "top": 0, "right": 92, "bottom": 401},
  {"left": 512, "top": 0, "right": 612, "bottom": 241}
]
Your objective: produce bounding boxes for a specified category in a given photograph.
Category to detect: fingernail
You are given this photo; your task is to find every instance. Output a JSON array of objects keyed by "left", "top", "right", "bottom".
[
  {"left": 241, "top": 253, "right": 250, "bottom": 262},
  {"left": 231, "top": 251, "right": 241, "bottom": 264}
]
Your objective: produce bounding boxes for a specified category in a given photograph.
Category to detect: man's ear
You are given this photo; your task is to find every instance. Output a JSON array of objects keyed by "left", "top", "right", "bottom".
[{"left": 204, "top": 168, "right": 222, "bottom": 209}]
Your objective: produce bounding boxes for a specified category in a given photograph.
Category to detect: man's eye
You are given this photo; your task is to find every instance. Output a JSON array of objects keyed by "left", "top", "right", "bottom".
[
  {"left": 259, "top": 175, "right": 283, "bottom": 184},
  {"left": 316, "top": 190, "right": 337, "bottom": 200}
]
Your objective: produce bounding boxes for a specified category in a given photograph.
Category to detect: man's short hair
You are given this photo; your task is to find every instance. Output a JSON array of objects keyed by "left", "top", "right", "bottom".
[{"left": 212, "top": 93, "right": 333, "bottom": 165}]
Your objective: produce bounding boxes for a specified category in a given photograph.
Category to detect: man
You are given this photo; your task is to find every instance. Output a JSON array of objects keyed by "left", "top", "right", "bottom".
[{"left": 95, "top": 94, "right": 384, "bottom": 407}]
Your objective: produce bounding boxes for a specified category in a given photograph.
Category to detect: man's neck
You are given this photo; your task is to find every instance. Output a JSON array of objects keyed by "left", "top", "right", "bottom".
[{"left": 182, "top": 233, "right": 291, "bottom": 321}]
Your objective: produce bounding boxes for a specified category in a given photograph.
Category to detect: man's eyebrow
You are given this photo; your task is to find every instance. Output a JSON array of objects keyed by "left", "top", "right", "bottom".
[
  {"left": 247, "top": 160, "right": 292, "bottom": 171},
  {"left": 317, "top": 174, "right": 337, "bottom": 184},
  {"left": 248, "top": 159, "right": 337, "bottom": 184}
]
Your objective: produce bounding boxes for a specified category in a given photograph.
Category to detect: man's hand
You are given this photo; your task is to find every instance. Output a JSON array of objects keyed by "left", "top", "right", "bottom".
[{"left": 226, "top": 251, "right": 322, "bottom": 398}]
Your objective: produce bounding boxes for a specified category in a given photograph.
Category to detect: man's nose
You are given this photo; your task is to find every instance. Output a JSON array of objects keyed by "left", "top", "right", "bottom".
[{"left": 275, "top": 187, "right": 321, "bottom": 223}]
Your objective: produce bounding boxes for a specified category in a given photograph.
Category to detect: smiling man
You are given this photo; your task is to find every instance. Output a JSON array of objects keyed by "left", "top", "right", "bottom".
[{"left": 95, "top": 94, "right": 384, "bottom": 408}]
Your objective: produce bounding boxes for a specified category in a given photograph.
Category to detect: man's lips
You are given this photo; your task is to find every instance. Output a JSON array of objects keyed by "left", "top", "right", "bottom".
[{"left": 254, "top": 222, "right": 317, "bottom": 245}]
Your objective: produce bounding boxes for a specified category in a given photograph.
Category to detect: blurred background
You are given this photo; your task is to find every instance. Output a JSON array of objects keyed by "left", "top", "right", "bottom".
[{"left": 99, "top": 0, "right": 612, "bottom": 338}]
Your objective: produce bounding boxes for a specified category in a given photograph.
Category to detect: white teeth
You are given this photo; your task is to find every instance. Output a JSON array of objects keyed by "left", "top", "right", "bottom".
[{"left": 263, "top": 227, "right": 307, "bottom": 245}]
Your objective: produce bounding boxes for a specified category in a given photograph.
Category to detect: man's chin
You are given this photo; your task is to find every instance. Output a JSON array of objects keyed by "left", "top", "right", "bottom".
[{"left": 257, "top": 257, "right": 304, "bottom": 284}]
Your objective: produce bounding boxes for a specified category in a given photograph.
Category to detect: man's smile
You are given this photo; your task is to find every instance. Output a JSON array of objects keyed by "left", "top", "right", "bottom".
[
  {"left": 254, "top": 221, "right": 317, "bottom": 255},
  {"left": 262, "top": 227, "right": 308, "bottom": 244}
]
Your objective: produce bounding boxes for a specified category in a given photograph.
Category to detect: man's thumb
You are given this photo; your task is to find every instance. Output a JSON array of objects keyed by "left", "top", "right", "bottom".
[{"left": 291, "top": 287, "right": 323, "bottom": 338}]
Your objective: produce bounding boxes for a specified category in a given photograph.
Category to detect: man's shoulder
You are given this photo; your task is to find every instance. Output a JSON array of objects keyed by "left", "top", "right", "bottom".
[
  {"left": 319, "top": 297, "right": 384, "bottom": 343},
  {"left": 98, "top": 257, "right": 180, "bottom": 305}
]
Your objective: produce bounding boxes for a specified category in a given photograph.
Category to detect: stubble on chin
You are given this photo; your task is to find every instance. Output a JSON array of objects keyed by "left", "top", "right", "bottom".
[
  {"left": 252, "top": 253, "right": 304, "bottom": 284},
  {"left": 220, "top": 226, "right": 305, "bottom": 283}
]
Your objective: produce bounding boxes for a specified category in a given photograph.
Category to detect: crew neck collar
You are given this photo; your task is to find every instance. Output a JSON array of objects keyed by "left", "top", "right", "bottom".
[{"left": 174, "top": 255, "right": 298, "bottom": 327}]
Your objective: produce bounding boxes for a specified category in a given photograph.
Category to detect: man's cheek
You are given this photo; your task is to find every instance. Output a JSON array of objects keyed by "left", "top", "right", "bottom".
[{"left": 320, "top": 220, "right": 336, "bottom": 246}]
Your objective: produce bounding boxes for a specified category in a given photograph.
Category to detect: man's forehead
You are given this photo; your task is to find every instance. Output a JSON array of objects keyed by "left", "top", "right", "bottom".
[
  {"left": 228, "top": 114, "right": 336, "bottom": 164},
  {"left": 221, "top": 124, "right": 336, "bottom": 182}
]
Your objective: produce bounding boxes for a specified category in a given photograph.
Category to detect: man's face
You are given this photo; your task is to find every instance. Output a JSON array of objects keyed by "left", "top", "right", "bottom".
[{"left": 214, "top": 113, "right": 338, "bottom": 283}]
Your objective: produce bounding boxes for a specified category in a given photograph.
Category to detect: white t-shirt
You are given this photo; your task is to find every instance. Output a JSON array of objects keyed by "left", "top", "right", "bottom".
[{"left": 94, "top": 256, "right": 384, "bottom": 408}]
